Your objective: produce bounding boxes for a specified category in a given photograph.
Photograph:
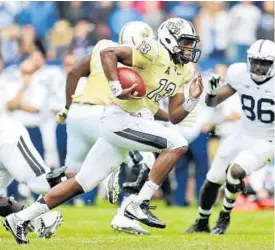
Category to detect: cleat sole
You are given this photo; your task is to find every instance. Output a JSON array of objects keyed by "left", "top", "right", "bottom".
[
  {"left": 124, "top": 210, "right": 165, "bottom": 229},
  {"left": 111, "top": 224, "right": 149, "bottom": 235}
]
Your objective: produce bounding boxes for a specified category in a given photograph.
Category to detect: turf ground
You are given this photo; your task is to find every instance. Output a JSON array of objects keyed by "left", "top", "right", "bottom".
[{"left": 0, "top": 201, "right": 273, "bottom": 250}]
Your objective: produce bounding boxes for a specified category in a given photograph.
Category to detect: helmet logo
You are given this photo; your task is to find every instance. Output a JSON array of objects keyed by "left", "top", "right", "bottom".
[
  {"left": 166, "top": 22, "right": 181, "bottom": 35},
  {"left": 140, "top": 27, "right": 150, "bottom": 38}
]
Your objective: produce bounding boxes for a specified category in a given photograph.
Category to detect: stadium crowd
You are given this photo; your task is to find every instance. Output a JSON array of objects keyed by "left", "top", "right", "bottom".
[{"left": 0, "top": 1, "right": 273, "bottom": 208}]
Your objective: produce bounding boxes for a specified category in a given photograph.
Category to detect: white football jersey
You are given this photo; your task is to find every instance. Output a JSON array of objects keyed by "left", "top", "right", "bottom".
[{"left": 226, "top": 63, "right": 274, "bottom": 141}]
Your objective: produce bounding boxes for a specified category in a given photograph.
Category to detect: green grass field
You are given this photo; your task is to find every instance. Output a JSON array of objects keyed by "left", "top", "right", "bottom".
[{"left": 0, "top": 201, "right": 273, "bottom": 250}]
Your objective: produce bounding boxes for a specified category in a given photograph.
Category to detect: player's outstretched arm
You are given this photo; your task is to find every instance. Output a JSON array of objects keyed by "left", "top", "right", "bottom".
[
  {"left": 168, "top": 92, "right": 186, "bottom": 124},
  {"left": 169, "top": 75, "right": 203, "bottom": 124},
  {"left": 66, "top": 54, "right": 91, "bottom": 108},
  {"left": 56, "top": 54, "right": 91, "bottom": 124},
  {"left": 205, "top": 74, "right": 236, "bottom": 107}
]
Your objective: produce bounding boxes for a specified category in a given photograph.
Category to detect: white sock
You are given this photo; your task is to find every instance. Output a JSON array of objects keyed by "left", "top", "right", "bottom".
[
  {"left": 117, "top": 195, "right": 137, "bottom": 216},
  {"left": 136, "top": 181, "right": 159, "bottom": 202},
  {"left": 16, "top": 201, "right": 50, "bottom": 221},
  {"left": 198, "top": 207, "right": 212, "bottom": 219},
  {"left": 121, "top": 194, "right": 137, "bottom": 210}
]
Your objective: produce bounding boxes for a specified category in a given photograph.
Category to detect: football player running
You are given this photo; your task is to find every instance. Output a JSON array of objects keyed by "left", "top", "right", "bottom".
[
  {"left": 4, "top": 18, "right": 203, "bottom": 244},
  {"left": 57, "top": 21, "right": 155, "bottom": 235},
  {"left": 57, "top": 21, "right": 155, "bottom": 172},
  {"left": 109, "top": 21, "right": 179, "bottom": 235},
  {"left": 185, "top": 39, "right": 274, "bottom": 235},
  {"left": 109, "top": 66, "right": 210, "bottom": 235}
]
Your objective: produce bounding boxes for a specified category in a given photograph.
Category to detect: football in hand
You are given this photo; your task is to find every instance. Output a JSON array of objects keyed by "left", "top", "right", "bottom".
[{"left": 117, "top": 67, "right": 146, "bottom": 97}]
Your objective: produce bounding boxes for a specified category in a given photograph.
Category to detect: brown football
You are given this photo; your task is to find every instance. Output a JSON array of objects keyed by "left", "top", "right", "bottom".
[{"left": 117, "top": 67, "right": 146, "bottom": 97}]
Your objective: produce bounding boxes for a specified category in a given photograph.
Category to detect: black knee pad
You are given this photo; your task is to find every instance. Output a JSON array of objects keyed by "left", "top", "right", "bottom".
[
  {"left": 46, "top": 166, "right": 67, "bottom": 188},
  {"left": 230, "top": 164, "right": 246, "bottom": 180},
  {"left": 226, "top": 165, "right": 245, "bottom": 193},
  {"left": 0, "top": 197, "right": 25, "bottom": 217},
  {"left": 123, "top": 163, "right": 150, "bottom": 195}
]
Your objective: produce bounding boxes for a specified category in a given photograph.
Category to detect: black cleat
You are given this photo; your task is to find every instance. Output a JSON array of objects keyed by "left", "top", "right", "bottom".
[
  {"left": 124, "top": 200, "right": 166, "bottom": 229},
  {"left": 185, "top": 218, "right": 210, "bottom": 233},
  {"left": 3, "top": 214, "right": 30, "bottom": 244},
  {"left": 211, "top": 211, "right": 230, "bottom": 235}
]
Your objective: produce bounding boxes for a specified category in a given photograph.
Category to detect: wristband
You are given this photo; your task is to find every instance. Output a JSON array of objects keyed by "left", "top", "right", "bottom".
[
  {"left": 109, "top": 80, "right": 123, "bottom": 97},
  {"left": 183, "top": 96, "right": 199, "bottom": 112}
]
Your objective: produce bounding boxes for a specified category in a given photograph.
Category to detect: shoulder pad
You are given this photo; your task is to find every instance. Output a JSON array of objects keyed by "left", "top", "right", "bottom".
[
  {"left": 135, "top": 38, "right": 159, "bottom": 63},
  {"left": 226, "top": 63, "right": 247, "bottom": 83},
  {"left": 95, "top": 39, "right": 118, "bottom": 50}
]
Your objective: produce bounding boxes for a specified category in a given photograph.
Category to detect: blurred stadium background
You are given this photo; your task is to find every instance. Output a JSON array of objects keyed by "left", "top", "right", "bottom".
[{"left": 0, "top": 1, "right": 274, "bottom": 213}]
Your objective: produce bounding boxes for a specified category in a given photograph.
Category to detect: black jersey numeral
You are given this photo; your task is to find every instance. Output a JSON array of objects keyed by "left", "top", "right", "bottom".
[{"left": 241, "top": 94, "right": 274, "bottom": 123}]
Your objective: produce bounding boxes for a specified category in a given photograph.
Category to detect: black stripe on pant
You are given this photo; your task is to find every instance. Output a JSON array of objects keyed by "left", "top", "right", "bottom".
[
  {"left": 17, "top": 136, "right": 46, "bottom": 177},
  {"left": 115, "top": 128, "right": 167, "bottom": 150}
]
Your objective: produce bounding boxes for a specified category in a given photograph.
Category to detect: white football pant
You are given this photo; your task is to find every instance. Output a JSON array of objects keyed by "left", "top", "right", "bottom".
[
  {"left": 0, "top": 121, "right": 50, "bottom": 196},
  {"left": 76, "top": 105, "right": 188, "bottom": 192},
  {"left": 207, "top": 129, "right": 274, "bottom": 184},
  {"left": 66, "top": 103, "right": 157, "bottom": 171},
  {"left": 65, "top": 103, "right": 104, "bottom": 170}
]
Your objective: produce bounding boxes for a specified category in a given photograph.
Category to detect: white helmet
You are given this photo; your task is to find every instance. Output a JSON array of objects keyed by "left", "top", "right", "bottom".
[
  {"left": 247, "top": 39, "right": 275, "bottom": 82},
  {"left": 157, "top": 18, "right": 201, "bottom": 65},
  {"left": 119, "top": 21, "right": 154, "bottom": 46}
]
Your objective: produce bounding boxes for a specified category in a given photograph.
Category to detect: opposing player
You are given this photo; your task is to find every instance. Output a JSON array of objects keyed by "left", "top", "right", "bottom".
[
  {"left": 185, "top": 39, "right": 274, "bottom": 235},
  {"left": 0, "top": 114, "right": 72, "bottom": 239},
  {"left": 4, "top": 18, "right": 203, "bottom": 244}
]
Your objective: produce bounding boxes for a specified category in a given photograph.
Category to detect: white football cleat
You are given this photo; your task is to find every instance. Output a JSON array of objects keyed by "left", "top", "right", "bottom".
[
  {"left": 31, "top": 211, "right": 63, "bottom": 239},
  {"left": 111, "top": 212, "right": 149, "bottom": 235},
  {"left": 111, "top": 194, "right": 149, "bottom": 235},
  {"left": 3, "top": 214, "right": 29, "bottom": 244}
]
